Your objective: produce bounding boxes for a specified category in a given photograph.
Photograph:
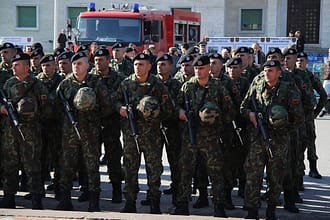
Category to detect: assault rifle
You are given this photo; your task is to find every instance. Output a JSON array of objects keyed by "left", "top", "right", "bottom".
[
  {"left": 184, "top": 93, "right": 196, "bottom": 147},
  {"left": 251, "top": 95, "right": 273, "bottom": 158},
  {"left": 58, "top": 90, "right": 82, "bottom": 140},
  {"left": 0, "top": 89, "right": 25, "bottom": 141},
  {"left": 123, "top": 91, "right": 140, "bottom": 153}
]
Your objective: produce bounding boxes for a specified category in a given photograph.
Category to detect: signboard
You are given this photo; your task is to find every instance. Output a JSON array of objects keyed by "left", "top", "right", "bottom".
[{"left": 0, "top": 36, "right": 34, "bottom": 48}]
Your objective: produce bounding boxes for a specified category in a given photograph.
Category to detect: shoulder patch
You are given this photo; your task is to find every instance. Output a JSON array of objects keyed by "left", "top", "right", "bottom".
[
  {"left": 291, "top": 99, "right": 300, "bottom": 105},
  {"left": 223, "top": 95, "right": 231, "bottom": 101}
]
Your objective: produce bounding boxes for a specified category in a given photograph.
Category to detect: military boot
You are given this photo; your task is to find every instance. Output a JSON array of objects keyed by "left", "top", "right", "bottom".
[
  {"left": 88, "top": 191, "right": 100, "bottom": 212},
  {"left": 171, "top": 201, "right": 189, "bottom": 215},
  {"left": 150, "top": 199, "right": 161, "bottom": 214},
  {"left": 224, "top": 189, "right": 235, "bottom": 210},
  {"left": 56, "top": 190, "right": 73, "bottom": 211},
  {"left": 121, "top": 199, "right": 136, "bottom": 213},
  {"left": 237, "top": 180, "right": 245, "bottom": 198},
  {"left": 293, "top": 187, "right": 303, "bottom": 203},
  {"left": 309, "top": 160, "right": 322, "bottom": 179},
  {"left": 78, "top": 190, "right": 89, "bottom": 202},
  {"left": 214, "top": 203, "right": 227, "bottom": 218},
  {"left": 245, "top": 208, "right": 259, "bottom": 219},
  {"left": 31, "top": 193, "right": 43, "bottom": 210},
  {"left": 192, "top": 187, "right": 209, "bottom": 208},
  {"left": 112, "top": 182, "right": 122, "bottom": 203},
  {"left": 0, "top": 194, "right": 15, "bottom": 208},
  {"left": 283, "top": 190, "right": 299, "bottom": 213},
  {"left": 265, "top": 204, "right": 276, "bottom": 220},
  {"left": 140, "top": 191, "right": 150, "bottom": 206}
]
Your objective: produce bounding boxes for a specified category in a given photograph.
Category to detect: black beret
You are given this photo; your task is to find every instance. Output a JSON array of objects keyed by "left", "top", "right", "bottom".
[
  {"left": 133, "top": 53, "right": 151, "bottom": 62},
  {"left": 93, "top": 48, "right": 110, "bottom": 57},
  {"left": 76, "top": 44, "right": 89, "bottom": 52},
  {"left": 226, "top": 57, "right": 242, "bottom": 67},
  {"left": 125, "top": 47, "right": 134, "bottom": 53},
  {"left": 297, "top": 52, "right": 308, "bottom": 59},
  {"left": 31, "top": 42, "right": 43, "bottom": 51},
  {"left": 208, "top": 53, "right": 225, "bottom": 63},
  {"left": 11, "top": 53, "right": 30, "bottom": 63},
  {"left": 179, "top": 55, "right": 194, "bottom": 64},
  {"left": 30, "top": 49, "right": 45, "bottom": 58},
  {"left": 71, "top": 52, "right": 87, "bottom": 63},
  {"left": 58, "top": 51, "right": 74, "bottom": 61},
  {"left": 54, "top": 47, "right": 65, "bottom": 57},
  {"left": 15, "top": 46, "right": 24, "bottom": 54},
  {"left": 234, "top": 47, "right": 250, "bottom": 55},
  {"left": 186, "top": 47, "right": 200, "bottom": 55},
  {"left": 263, "top": 60, "right": 281, "bottom": 69},
  {"left": 156, "top": 54, "right": 172, "bottom": 63},
  {"left": 112, "top": 42, "right": 125, "bottom": 50},
  {"left": 266, "top": 47, "right": 282, "bottom": 58},
  {"left": 0, "top": 42, "right": 15, "bottom": 51},
  {"left": 40, "top": 55, "right": 55, "bottom": 64},
  {"left": 198, "top": 41, "right": 207, "bottom": 46},
  {"left": 193, "top": 55, "right": 210, "bottom": 66},
  {"left": 283, "top": 48, "right": 297, "bottom": 56}
]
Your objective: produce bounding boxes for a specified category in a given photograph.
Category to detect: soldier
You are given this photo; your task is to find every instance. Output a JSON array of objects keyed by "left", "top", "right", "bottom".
[
  {"left": 241, "top": 60, "right": 304, "bottom": 220},
  {"left": 91, "top": 47, "right": 126, "bottom": 203},
  {"left": 112, "top": 53, "right": 174, "bottom": 214},
  {"left": 173, "top": 55, "right": 195, "bottom": 84},
  {"left": 36, "top": 54, "right": 64, "bottom": 199},
  {"left": 296, "top": 52, "right": 326, "bottom": 180},
  {"left": 56, "top": 52, "right": 112, "bottom": 212},
  {"left": 172, "top": 55, "right": 234, "bottom": 217},
  {"left": 234, "top": 46, "right": 260, "bottom": 84},
  {"left": 57, "top": 51, "right": 74, "bottom": 77},
  {"left": 53, "top": 47, "right": 65, "bottom": 69},
  {"left": 198, "top": 41, "right": 208, "bottom": 55},
  {"left": 30, "top": 49, "right": 44, "bottom": 75},
  {"left": 110, "top": 42, "right": 134, "bottom": 76},
  {"left": 0, "top": 42, "right": 16, "bottom": 85},
  {"left": 0, "top": 53, "right": 50, "bottom": 209},
  {"left": 76, "top": 44, "right": 94, "bottom": 72}
]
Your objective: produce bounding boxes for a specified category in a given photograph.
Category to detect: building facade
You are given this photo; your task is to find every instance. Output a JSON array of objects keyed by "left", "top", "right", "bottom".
[{"left": 0, "top": 0, "right": 329, "bottom": 52}]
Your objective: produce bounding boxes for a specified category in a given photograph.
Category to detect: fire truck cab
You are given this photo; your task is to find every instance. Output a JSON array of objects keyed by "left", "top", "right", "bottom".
[{"left": 74, "top": 3, "right": 201, "bottom": 53}]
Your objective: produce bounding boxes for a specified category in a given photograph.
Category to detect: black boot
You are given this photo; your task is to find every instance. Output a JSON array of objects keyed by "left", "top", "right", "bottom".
[
  {"left": 214, "top": 203, "right": 227, "bottom": 218},
  {"left": 141, "top": 191, "right": 150, "bottom": 206},
  {"left": 283, "top": 190, "right": 299, "bottom": 213},
  {"left": 163, "top": 186, "right": 173, "bottom": 195},
  {"left": 192, "top": 187, "right": 209, "bottom": 208},
  {"left": 88, "top": 191, "right": 100, "bottom": 212},
  {"left": 78, "top": 190, "right": 89, "bottom": 202},
  {"left": 245, "top": 208, "right": 259, "bottom": 219},
  {"left": 293, "top": 187, "right": 303, "bottom": 203},
  {"left": 56, "top": 190, "right": 73, "bottom": 211},
  {"left": 0, "top": 194, "right": 15, "bottom": 208},
  {"left": 309, "top": 160, "right": 322, "bottom": 179},
  {"left": 171, "top": 201, "right": 189, "bottom": 215},
  {"left": 224, "top": 189, "right": 235, "bottom": 210},
  {"left": 298, "top": 176, "right": 305, "bottom": 191},
  {"left": 121, "top": 199, "right": 136, "bottom": 213},
  {"left": 265, "top": 204, "right": 276, "bottom": 220},
  {"left": 150, "top": 199, "right": 161, "bottom": 214},
  {"left": 237, "top": 180, "right": 245, "bottom": 198},
  {"left": 112, "top": 182, "right": 122, "bottom": 203},
  {"left": 31, "top": 193, "right": 43, "bottom": 210}
]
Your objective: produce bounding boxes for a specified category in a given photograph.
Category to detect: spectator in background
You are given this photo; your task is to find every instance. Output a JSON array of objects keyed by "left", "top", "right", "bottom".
[
  {"left": 288, "top": 30, "right": 295, "bottom": 37},
  {"left": 295, "top": 31, "right": 305, "bottom": 52},
  {"left": 180, "top": 43, "right": 189, "bottom": 56},
  {"left": 66, "top": 42, "right": 74, "bottom": 52},
  {"left": 57, "top": 29, "right": 67, "bottom": 49},
  {"left": 221, "top": 47, "right": 231, "bottom": 64},
  {"left": 168, "top": 47, "right": 180, "bottom": 77},
  {"left": 251, "top": 42, "right": 266, "bottom": 68}
]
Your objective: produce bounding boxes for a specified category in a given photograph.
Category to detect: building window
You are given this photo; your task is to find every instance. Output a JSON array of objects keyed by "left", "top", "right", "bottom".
[
  {"left": 240, "top": 9, "right": 262, "bottom": 31},
  {"left": 17, "top": 6, "right": 37, "bottom": 28},
  {"left": 68, "top": 7, "right": 87, "bottom": 28}
]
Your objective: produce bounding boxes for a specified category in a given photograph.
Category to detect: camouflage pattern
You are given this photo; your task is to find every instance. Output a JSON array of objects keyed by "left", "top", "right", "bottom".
[
  {"left": 30, "top": 65, "right": 42, "bottom": 76},
  {"left": 109, "top": 57, "right": 134, "bottom": 77},
  {"left": 0, "top": 62, "right": 13, "bottom": 88},
  {"left": 1, "top": 75, "right": 50, "bottom": 195},
  {"left": 240, "top": 76, "right": 304, "bottom": 208},
  {"left": 175, "top": 76, "right": 234, "bottom": 205},
  {"left": 112, "top": 73, "right": 174, "bottom": 202},
  {"left": 57, "top": 73, "right": 112, "bottom": 193},
  {"left": 240, "top": 65, "right": 261, "bottom": 84}
]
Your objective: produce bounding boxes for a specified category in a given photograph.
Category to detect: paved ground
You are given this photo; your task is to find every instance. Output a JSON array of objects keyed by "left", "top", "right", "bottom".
[{"left": 0, "top": 116, "right": 330, "bottom": 219}]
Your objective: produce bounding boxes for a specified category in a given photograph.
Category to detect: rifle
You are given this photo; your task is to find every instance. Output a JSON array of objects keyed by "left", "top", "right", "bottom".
[
  {"left": 0, "top": 89, "right": 25, "bottom": 141},
  {"left": 160, "top": 123, "right": 169, "bottom": 146},
  {"left": 250, "top": 95, "right": 273, "bottom": 158},
  {"left": 184, "top": 93, "right": 196, "bottom": 147},
  {"left": 123, "top": 90, "right": 140, "bottom": 154},
  {"left": 232, "top": 120, "right": 244, "bottom": 146},
  {"left": 57, "top": 90, "right": 82, "bottom": 140}
]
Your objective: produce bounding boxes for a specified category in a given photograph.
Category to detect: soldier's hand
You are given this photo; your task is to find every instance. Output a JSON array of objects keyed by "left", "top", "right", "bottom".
[
  {"left": 249, "top": 112, "right": 257, "bottom": 128},
  {"left": 119, "top": 106, "right": 128, "bottom": 118},
  {"left": 179, "top": 109, "right": 187, "bottom": 121},
  {"left": 0, "top": 105, "right": 8, "bottom": 115}
]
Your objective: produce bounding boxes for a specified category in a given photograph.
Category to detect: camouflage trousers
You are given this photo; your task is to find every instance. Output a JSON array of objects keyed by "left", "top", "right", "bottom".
[
  {"left": 303, "top": 114, "right": 318, "bottom": 161},
  {"left": 122, "top": 123, "right": 163, "bottom": 202},
  {"left": 176, "top": 134, "right": 225, "bottom": 205},
  {"left": 244, "top": 129, "right": 288, "bottom": 208},
  {"left": 1, "top": 120, "right": 44, "bottom": 195}
]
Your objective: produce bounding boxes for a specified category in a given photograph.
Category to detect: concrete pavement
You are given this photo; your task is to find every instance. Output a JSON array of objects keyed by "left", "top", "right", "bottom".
[{"left": 0, "top": 116, "right": 330, "bottom": 219}]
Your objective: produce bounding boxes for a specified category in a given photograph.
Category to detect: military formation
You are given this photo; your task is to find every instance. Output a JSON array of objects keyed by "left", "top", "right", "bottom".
[{"left": 0, "top": 40, "right": 326, "bottom": 220}]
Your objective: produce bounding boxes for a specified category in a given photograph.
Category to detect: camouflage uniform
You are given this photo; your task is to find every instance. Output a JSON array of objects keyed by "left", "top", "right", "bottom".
[
  {"left": 112, "top": 73, "right": 174, "bottom": 206},
  {"left": 241, "top": 65, "right": 261, "bottom": 84},
  {"left": 109, "top": 57, "right": 134, "bottom": 77}
]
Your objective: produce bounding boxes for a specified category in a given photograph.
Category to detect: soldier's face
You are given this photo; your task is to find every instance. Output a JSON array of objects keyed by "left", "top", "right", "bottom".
[
  {"left": 181, "top": 62, "right": 194, "bottom": 77},
  {"left": 236, "top": 53, "right": 249, "bottom": 66},
  {"left": 284, "top": 55, "right": 297, "bottom": 70},
  {"left": 41, "top": 61, "right": 56, "bottom": 77},
  {"left": 264, "top": 66, "right": 281, "bottom": 86},
  {"left": 0, "top": 48, "right": 16, "bottom": 63},
  {"left": 194, "top": 65, "right": 210, "bottom": 80},
  {"left": 134, "top": 60, "right": 151, "bottom": 78},
  {"left": 12, "top": 60, "right": 29, "bottom": 76},
  {"left": 228, "top": 65, "right": 242, "bottom": 80},
  {"left": 209, "top": 59, "right": 223, "bottom": 76},
  {"left": 94, "top": 56, "right": 110, "bottom": 72},
  {"left": 112, "top": 48, "right": 124, "bottom": 59},
  {"left": 296, "top": 58, "right": 307, "bottom": 70},
  {"left": 157, "top": 61, "right": 172, "bottom": 75},
  {"left": 58, "top": 59, "right": 72, "bottom": 74},
  {"left": 72, "top": 57, "right": 89, "bottom": 76},
  {"left": 31, "top": 55, "right": 42, "bottom": 66}
]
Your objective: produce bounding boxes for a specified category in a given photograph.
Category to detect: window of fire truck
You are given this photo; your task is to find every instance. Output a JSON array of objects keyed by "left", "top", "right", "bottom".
[
  {"left": 77, "top": 17, "right": 142, "bottom": 45},
  {"left": 143, "top": 20, "right": 163, "bottom": 43}
]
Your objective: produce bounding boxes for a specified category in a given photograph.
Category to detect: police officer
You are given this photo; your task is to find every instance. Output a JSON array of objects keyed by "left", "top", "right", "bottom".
[
  {"left": 110, "top": 42, "right": 134, "bottom": 76},
  {"left": 241, "top": 60, "right": 304, "bottom": 220},
  {"left": 56, "top": 52, "right": 112, "bottom": 212},
  {"left": 173, "top": 55, "right": 234, "bottom": 217},
  {"left": 0, "top": 53, "right": 50, "bottom": 209},
  {"left": 112, "top": 53, "right": 174, "bottom": 214}
]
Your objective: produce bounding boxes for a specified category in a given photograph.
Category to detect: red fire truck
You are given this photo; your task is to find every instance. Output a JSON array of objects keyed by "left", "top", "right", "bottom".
[{"left": 73, "top": 3, "right": 201, "bottom": 53}]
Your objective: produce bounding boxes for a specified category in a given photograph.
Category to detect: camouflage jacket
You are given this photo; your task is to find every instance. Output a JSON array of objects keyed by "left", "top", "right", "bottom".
[
  {"left": 0, "top": 62, "right": 13, "bottom": 89},
  {"left": 109, "top": 57, "right": 134, "bottom": 77},
  {"left": 217, "top": 73, "right": 242, "bottom": 110}
]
